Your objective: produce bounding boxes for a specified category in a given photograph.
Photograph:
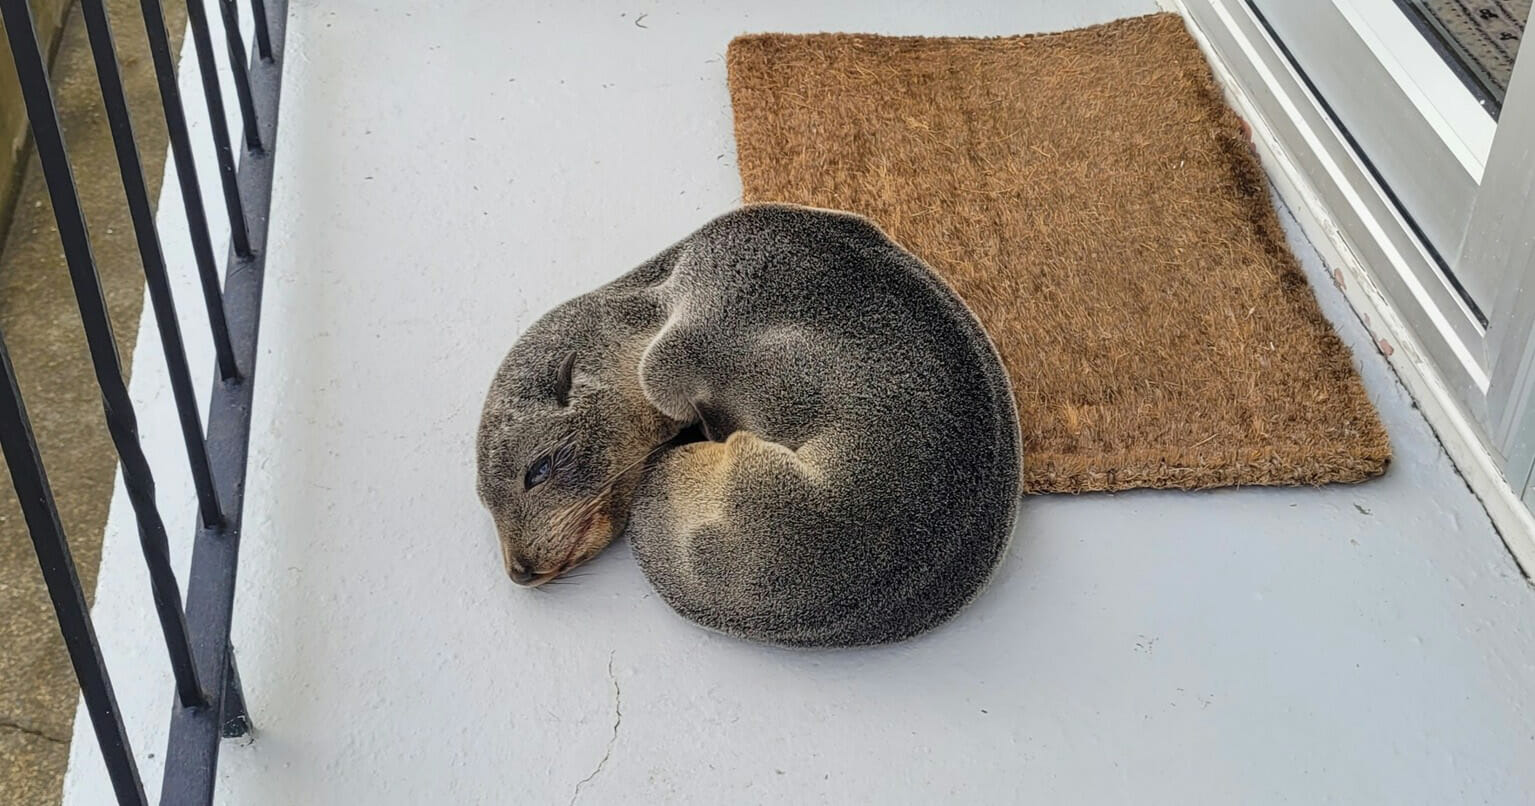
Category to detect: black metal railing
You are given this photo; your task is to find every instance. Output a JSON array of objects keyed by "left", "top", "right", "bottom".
[{"left": 0, "top": 0, "right": 287, "bottom": 803}]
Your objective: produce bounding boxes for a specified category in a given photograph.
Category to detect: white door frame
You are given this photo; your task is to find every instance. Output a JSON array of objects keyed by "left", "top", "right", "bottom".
[
  {"left": 1480, "top": 44, "right": 1535, "bottom": 502},
  {"left": 1160, "top": 0, "right": 1535, "bottom": 573}
]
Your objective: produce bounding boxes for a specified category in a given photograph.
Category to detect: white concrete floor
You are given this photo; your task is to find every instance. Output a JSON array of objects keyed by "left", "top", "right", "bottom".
[{"left": 64, "top": 1, "right": 1535, "bottom": 803}]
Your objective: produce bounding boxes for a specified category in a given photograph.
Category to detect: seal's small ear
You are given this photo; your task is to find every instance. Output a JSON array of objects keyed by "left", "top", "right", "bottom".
[{"left": 554, "top": 351, "right": 577, "bottom": 407}]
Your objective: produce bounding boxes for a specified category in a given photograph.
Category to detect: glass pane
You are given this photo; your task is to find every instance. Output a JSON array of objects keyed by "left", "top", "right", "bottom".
[{"left": 1399, "top": 0, "right": 1530, "bottom": 110}]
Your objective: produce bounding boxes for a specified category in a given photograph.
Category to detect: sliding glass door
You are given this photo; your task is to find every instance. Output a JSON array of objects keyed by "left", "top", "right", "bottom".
[
  {"left": 1251, "top": 0, "right": 1529, "bottom": 317},
  {"left": 1250, "top": 0, "right": 1535, "bottom": 494}
]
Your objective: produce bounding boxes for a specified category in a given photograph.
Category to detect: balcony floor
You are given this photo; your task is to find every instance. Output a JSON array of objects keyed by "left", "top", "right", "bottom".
[{"left": 65, "top": 1, "right": 1535, "bottom": 803}]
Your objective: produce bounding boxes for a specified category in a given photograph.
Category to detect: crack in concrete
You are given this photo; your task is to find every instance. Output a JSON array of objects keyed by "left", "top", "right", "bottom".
[
  {"left": 0, "top": 718, "right": 68, "bottom": 745},
  {"left": 569, "top": 653, "right": 622, "bottom": 806}
]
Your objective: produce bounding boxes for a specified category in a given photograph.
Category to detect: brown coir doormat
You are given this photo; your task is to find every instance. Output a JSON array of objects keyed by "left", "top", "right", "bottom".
[{"left": 726, "top": 12, "right": 1390, "bottom": 493}]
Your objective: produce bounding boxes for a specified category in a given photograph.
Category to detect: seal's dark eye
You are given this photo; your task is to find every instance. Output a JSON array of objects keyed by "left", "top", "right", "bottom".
[{"left": 524, "top": 456, "right": 552, "bottom": 489}]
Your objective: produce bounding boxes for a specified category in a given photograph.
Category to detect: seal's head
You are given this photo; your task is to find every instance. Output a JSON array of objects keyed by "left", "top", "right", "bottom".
[{"left": 476, "top": 329, "right": 668, "bottom": 586}]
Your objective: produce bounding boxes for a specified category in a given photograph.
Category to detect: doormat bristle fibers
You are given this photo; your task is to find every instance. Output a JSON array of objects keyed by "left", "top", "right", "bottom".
[{"left": 726, "top": 12, "right": 1390, "bottom": 493}]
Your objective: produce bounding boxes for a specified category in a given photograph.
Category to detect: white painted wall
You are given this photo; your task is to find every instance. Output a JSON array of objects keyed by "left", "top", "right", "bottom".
[{"left": 66, "top": 2, "right": 1535, "bottom": 803}]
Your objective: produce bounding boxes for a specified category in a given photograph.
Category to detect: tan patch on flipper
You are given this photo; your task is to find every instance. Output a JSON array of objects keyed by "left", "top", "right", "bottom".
[
  {"left": 720, "top": 431, "right": 828, "bottom": 488},
  {"left": 661, "top": 432, "right": 820, "bottom": 534},
  {"left": 661, "top": 441, "right": 735, "bottom": 538}
]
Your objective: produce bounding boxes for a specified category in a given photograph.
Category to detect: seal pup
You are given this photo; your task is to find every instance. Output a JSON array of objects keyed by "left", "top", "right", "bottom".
[{"left": 477, "top": 203, "right": 1020, "bottom": 646}]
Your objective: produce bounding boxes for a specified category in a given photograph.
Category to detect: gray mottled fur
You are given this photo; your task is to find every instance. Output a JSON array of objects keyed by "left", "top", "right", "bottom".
[{"left": 477, "top": 203, "right": 1021, "bottom": 647}]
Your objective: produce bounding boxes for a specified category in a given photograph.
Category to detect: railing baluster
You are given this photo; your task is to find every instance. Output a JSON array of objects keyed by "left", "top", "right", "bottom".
[
  {"left": 0, "top": 334, "right": 147, "bottom": 806},
  {"left": 249, "top": 0, "right": 272, "bottom": 60},
  {"left": 0, "top": 0, "right": 208, "bottom": 711},
  {"left": 3, "top": 0, "right": 287, "bottom": 796},
  {"left": 184, "top": 0, "right": 253, "bottom": 257},
  {"left": 139, "top": 0, "right": 241, "bottom": 381},
  {"left": 216, "top": 0, "right": 263, "bottom": 154},
  {"left": 79, "top": 0, "right": 223, "bottom": 529}
]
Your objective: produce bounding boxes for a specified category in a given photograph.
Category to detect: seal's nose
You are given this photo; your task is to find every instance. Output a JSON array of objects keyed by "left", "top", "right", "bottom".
[{"left": 508, "top": 566, "right": 536, "bottom": 585}]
